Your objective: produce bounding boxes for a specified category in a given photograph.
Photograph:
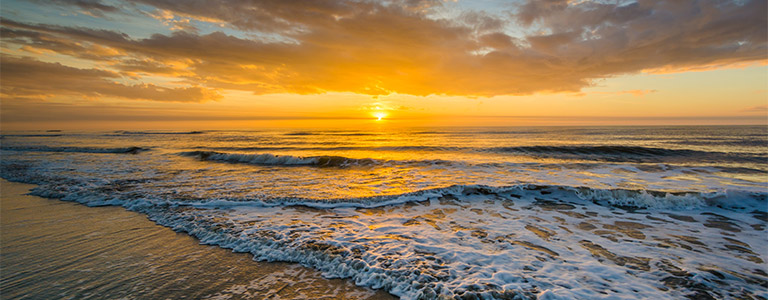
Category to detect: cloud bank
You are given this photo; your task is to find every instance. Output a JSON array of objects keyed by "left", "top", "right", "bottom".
[
  {"left": 1, "top": 57, "right": 220, "bottom": 102},
  {"left": 1, "top": 0, "right": 765, "bottom": 101}
]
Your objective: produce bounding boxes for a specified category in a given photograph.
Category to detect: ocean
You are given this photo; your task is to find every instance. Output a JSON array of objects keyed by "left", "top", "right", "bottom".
[{"left": 1, "top": 126, "right": 766, "bottom": 299}]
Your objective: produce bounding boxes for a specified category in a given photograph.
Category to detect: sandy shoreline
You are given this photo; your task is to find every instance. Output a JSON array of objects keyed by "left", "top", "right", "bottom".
[{"left": 0, "top": 179, "right": 395, "bottom": 299}]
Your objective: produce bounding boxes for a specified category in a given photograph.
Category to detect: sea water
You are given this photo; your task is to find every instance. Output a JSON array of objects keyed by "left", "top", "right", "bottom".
[{"left": 1, "top": 126, "right": 766, "bottom": 299}]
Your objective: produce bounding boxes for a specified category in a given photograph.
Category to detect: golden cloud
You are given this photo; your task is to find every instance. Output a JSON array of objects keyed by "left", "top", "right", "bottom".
[{"left": 1, "top": 0, "right": 765, "bottom": 100}]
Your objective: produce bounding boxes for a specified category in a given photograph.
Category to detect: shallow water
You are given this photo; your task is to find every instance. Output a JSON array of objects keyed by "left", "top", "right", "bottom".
[
  {"left": 0, "top": 180, "right": 393, "bottom": 299},
  {"left": 1, "top": 126, "right": 766, "bottom": 299}
]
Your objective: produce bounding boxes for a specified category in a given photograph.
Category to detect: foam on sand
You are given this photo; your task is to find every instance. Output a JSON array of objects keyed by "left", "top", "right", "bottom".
[{"left": 0, "top": 179, "right": 393, "bottom": 300}]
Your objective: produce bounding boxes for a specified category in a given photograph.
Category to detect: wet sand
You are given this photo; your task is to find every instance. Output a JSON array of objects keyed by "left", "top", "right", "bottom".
[{"left": 0, "top": 179, "right": 395, "bottom": 299}]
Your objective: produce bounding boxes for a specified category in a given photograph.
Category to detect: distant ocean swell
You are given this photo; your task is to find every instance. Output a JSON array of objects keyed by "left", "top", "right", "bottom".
[
  {"left": 192, "top": 145, "right": 463, "bottom": 152},
  {"left": 0, "top": 134, "right": 64, "bottom": 137},
  {"left": 112, "top": 130, "right": 205, "bottom": 135},
  {"left": 182, "top": 145, "right": 765, "bottom": 164},
  {"left": 2, "top": 143, "right": 763, "bottom": 164},
  {"left": 0, "top": 146, "right": 150, "bottom": 154}
]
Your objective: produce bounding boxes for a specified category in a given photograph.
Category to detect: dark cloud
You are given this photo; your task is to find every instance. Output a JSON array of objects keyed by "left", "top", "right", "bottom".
[
  {"left": 516, "top": 0, "right": 569, "bottom": 26},
  {"left": 1, "top": 0, "right": 765, "bottom": 98},
  {"left": 34, "top": 0, "right": 120, "bottom": 17}
]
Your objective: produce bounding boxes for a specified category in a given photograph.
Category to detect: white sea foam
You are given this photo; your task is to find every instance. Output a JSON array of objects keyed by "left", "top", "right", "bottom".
[{"left": 140, "top": 190, "right": 767, "bottom": 299}]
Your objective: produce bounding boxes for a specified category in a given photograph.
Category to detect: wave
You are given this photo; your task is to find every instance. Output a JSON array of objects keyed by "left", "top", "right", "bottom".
[
  {"left": 489, "top": 145, "right": 765, "bottom": 163},
  {"left": 283, "top": 131, "right": 315, "bottom": 136},
  {"left": 671, "top": 139, "right": 768, "bottom": 147},
  {"left": 1, "top": 146, "right": 150, "bottom": 154},
  {"left": 1, "top": 134, "right": 63, "bottom": 137},
  {"left": 186, "top": 144, "right": 765, "bottom": 166},
  {"left": 175, "top": 184, "right": 766, "bottom": 212},
  {"left": 494, "top": 145, "right": 697, "bottom": 156},
  {"left": 179, "top": 151, "right": 380, "bottom": 167},
  {"left": 284, "top": 131, "right": 381, "bottom": 136},
  {"left": 178, "top": 150, "right": 768, "bottom": 180},
  {"left": 194, "top": 145, "right": 463, "bottom": 152},
  {"left": 2, "top": 158, "right": 762, "bottom": 211},
  {"left": 197, "top": 144, "right": 752, "bottom": 157},
  {"left": 410, "top": 130, "right": 541, "bottom": 135},
  {"left": 112, "top": 131, "right": 205, "bottom": 135}
]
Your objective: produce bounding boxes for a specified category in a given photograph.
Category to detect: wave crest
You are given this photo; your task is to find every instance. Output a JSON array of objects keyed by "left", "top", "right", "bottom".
[
  {"left": 184, "top": 184, "right": 766, "bottom": 211},
  {"left": 114, "top": 131, "right": 205, "bottom": 135},
  {"left": 179, "top": 151, "right": 379, "bottom": 167},
  {"left": 490, "top": 145, "right": 763, "bottom": 163}
]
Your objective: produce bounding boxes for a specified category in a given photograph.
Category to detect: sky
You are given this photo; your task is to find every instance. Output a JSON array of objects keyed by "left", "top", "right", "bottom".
[{"left": 0, "top": 0, "right": 766, "bottom": 130}]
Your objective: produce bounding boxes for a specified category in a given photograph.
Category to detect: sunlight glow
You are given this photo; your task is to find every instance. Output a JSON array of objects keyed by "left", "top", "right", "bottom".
[{"left": 0, "top": 0, "right": 765, "bottom": 130}]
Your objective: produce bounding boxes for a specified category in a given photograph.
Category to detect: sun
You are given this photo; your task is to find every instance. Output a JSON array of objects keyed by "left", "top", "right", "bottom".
[{"left": 373, "top": 112, "right": 387, "bottom": 121}]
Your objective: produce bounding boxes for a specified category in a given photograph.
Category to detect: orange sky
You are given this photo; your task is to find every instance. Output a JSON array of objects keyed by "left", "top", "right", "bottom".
[{"left": 1, "top": 0, "right": 766, "bottom": 130}]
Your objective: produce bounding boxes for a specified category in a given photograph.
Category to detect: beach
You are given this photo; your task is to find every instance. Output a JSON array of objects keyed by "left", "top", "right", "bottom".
[{"left": 0, "top": 179, "right": 394, "bottom": 299}]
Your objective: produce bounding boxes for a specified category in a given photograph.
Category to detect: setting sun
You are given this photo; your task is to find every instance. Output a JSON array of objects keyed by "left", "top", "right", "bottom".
[{"left": 374, "top": 112, "right": 387, "bottom": 121}]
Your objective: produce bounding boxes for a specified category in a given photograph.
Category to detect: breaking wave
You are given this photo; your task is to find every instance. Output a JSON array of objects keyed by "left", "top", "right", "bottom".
[
  {"left": 180, "top": 184, "right": 766, "bottom": 211},
  {"left": 179, "top": 151, "right": 380, "bottom": 167}
]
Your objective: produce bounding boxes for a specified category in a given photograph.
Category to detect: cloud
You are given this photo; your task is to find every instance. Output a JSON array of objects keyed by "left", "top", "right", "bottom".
[
  {"left": 0, "top": 56, "right": 221, "bottom": 102},
  {"left": 593, "top": 89, "right": 657, "bottom": 97},
  {"left": 742, "top": 105, "right": 768, "bottom": 113},
  {"left": 1, "top": 0, "right": 765, "bottom": 99},
  {"left": 147, "top": 9, "right": 199, "bottom": 33},
  {"left": 33, "top": 0, "right": 120, "bottom": 17}
]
